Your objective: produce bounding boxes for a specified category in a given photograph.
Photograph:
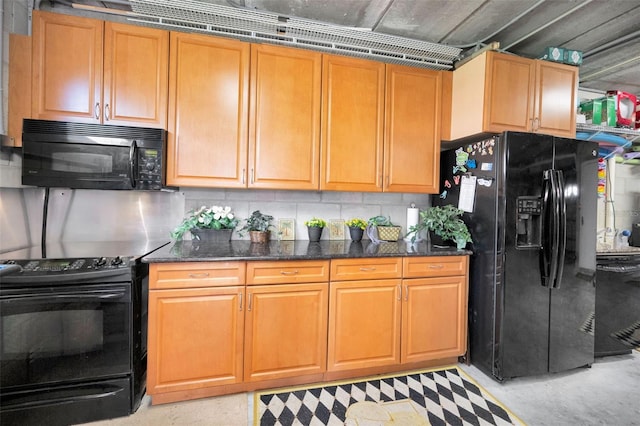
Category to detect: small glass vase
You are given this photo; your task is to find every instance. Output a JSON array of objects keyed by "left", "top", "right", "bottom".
[{"left": 190, "top": 228, "right": 233, "bottom": 242}]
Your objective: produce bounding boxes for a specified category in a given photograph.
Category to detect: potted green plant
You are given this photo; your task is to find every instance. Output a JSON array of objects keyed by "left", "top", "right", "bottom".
[
  {"left": 304, "top": 217, "right": 327, "bottom": 242},
  {"left": 406, "top": 205, "right": 472, "bottom": 249},
  {"left": 367, "top": 215, "right": 402, "bottom": 242},
  {"left": 345, "top": 218, "right": 367, "bottom": 242},
  {"left": 238, "top": 210, "right": 274, "bottom": 243},
  {"left": 171, "top": 205, "right": 238, "bottom": 242}
]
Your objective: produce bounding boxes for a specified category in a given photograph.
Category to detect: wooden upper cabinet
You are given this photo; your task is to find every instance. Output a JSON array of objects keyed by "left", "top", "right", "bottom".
[
  {"left": 249, "top": 44, "right": 322, "bottom": 190},
  {"left": 167, "top": 32, "right": 249, "bottom": 188},
  {"left": 31, "top": 10, "right": 168, "bottom": 128},
  {"left": 103, "top": 22, "right": 169, "bottom": 127},
  {"left": 320, "top": 55, "right": 385, "bottom": 191},
  {"left": 32, "top": 11, "right": 103, "bottom": 123},
  {"left": 533, "top": 60, "right": 578, "bottom": 138},
  {"left": 449, "top": 51, "right": 577, "bottom": 140},
  {"left": 7, "top": 34, "right": 32, "bottom": 147},
  {"left": 384, "top": 65, "right": 441, "bottom": 193}
]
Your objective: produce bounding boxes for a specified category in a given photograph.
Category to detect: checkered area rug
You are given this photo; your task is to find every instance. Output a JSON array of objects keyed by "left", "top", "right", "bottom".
[{"left": 254, "top": 367, "right": 523, "bottom": 425}]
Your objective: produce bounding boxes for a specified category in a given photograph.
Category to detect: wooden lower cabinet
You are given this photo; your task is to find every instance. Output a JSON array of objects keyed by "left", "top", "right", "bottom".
[
  {"left": 328, "top": 279, "right": 402, "bottom": 371},
  {"left": 147, "top": 256, "right": 468, "bottom": 403},
  {"left": 147, "top": 286, "right": 245, "bottom": 394},
  {"left": 402, "top": 276, "right": 468, "bottom": 363},
  {"left": 244, "top": 283, "right": 328, "bottom": 382}
]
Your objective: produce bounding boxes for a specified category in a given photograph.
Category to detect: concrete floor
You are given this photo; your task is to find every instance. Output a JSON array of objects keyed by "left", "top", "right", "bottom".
[{"left": 85, "top": 351, "right": 639, "bottom": 426}]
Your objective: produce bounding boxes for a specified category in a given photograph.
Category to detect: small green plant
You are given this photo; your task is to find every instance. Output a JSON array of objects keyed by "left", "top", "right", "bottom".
[
  {"left": 367, "top": 215, "right": 396, "bottom": 227},
  {"left": 345, "top": 218, "right": 367, "bottom": 230},
  {"left": 407, "top": 205, "right": 472, "bottom": 249},
  {"left": 237, "top": 210, "right": 274, "bottom": 236},
  {"left": 304, "top": 217, "right": 327, "bottom": 228},
  {"left": 171, "top": 205, "right": 238, "bottom": 240}
]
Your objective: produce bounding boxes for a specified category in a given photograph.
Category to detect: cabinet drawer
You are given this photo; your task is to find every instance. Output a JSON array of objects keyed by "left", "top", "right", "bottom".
[
  {"left": 403, "top": 256, "right": 468, "bottom": 278},
  {"left": 330, "top": 257, "right": 402, "bottom": 281},
  {"left": 149, "top": 262, "right": 246, "bottom": 289},
  {"left": 247, "top": 260, "right": 330, "bottom": 285}
]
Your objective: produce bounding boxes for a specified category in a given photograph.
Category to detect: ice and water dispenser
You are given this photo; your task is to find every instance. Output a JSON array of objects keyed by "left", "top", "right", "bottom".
[{"left": 516, "top": 197, "right": 542, "bottom": 248}]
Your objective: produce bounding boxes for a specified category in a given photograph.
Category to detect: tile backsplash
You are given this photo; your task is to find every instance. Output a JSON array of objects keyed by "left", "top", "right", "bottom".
[{"left": 181, "top": 188, "right": 430, "bottom": 240}]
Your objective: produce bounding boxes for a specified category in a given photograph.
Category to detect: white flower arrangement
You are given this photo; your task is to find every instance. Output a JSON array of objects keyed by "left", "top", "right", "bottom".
[{"left": 171, "top": 205, "right": 239, "bottom": 240}]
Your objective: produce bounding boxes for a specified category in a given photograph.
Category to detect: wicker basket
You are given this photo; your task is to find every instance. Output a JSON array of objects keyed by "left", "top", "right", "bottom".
[{"left": 377, "top": 226, "right": 401, "bottom": 241}]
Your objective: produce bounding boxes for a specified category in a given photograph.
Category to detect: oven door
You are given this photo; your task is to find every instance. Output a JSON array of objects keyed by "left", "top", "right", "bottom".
[{"left": 0, "top": 283, "right": 131, "bottom": 390}]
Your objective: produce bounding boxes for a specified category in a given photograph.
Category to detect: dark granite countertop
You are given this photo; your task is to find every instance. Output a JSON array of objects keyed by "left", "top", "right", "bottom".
[{"left": 142, "top": 239, "right": 471, "bottom": 263}]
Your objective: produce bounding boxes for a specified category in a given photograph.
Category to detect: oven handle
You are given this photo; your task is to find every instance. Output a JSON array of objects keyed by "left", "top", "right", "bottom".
[{"left": 2, "top": 289, "right": 127, "bottom": 302}]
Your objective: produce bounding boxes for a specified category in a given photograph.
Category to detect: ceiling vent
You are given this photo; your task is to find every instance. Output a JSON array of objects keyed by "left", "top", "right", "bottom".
[{"left": 128, "top": 0, "right": 461, "bottom": 70}]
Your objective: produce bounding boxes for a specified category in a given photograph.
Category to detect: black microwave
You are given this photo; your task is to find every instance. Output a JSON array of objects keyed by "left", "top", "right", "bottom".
[{"left": 22, "top": 119, "right": 168, "bottom": 190}]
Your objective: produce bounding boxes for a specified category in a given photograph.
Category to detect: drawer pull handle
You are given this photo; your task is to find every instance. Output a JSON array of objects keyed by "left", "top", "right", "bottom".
[
  {"left": 188, "top": 272, "right": 210, "bottom": 278},
  {"left": 280, "top": 270, "right": 299, "bottom": 275},
  {"left": 429, "top": 264, "right": 444, "bottom": 269},
  {"left": 359, "top": 267, "right": 376, "bottom": 272},
  {"left": 239, "top": 293, "right": 243, "bottom": 311}
]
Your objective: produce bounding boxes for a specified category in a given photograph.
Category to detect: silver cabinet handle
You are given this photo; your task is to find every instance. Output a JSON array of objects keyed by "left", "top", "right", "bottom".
[
  {"left": 404, "top": 285, "right": 408, "bottom": 301},
  {"left": 429, "top": 264, "right": 444, "bottom": 269},
  {"left": 239, "top": 293, "right": 243, "bottom": 311},
  {"left": 251, "top": 168, "right": 255, "bottom": 184},
  {"left": 104, "top": 104, "right": 110, "bottom": 121},
  {"left": 248, "top": 293, "right": 253, "bottom": 311},
  {"left": 242, "top": 168, "right": 246, "bottom": 185},
  {"left": 397, "top": 284, "right": 401, "bottom": 301},
  {"left": 95, "top": 103, "right": 100, "bottom": 120},
  {"left": 280, "top": 270, "right": 299, "bottom": 275},
  {"left": 359, "top": 267, "right": 376, "bottom": 271}
]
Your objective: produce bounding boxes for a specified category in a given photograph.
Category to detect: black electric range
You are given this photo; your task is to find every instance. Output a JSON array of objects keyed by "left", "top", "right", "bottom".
[{"left": 0, "top": 239, "right": 169, "bottom": 426}]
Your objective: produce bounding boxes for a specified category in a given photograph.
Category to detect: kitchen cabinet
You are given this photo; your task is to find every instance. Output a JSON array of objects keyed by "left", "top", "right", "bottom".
[
  {"left": 6, "top": 34, "right": 31, "bottom": 147},
  {"left": 245, "top": 260, "right": 329, "bottom": 382},
  {"left": 328, "top": 258, "right": 403, "bottom": 371},
  {"left": 320, "top": 59, "right": 442, "bottom": 193},
  {"left": 448, "top": 51, "right": 577, "bottom": 140},
  {"left": 147, "top": 262, "right": 246, "bottom": 395},
  {"left": 320, "top": 55, "right": 385, "bottom": 192},
  {"left": 166, "top": 32, "right": 249, "bottom": 188},
  {"left": 328, "top": 256, "right": 468, "bottom": 371},
  {"left": 402, "top": 256, "right": 468, "bottom": 363},
  {"left": 31, "top": 10, "right": 169, "bottom": 128},
  {"left": 384, "top": 65, "right": 442, "bottom": 193},
  {"left": 249, "top": 44, "right": 322, "bottom": 190}
]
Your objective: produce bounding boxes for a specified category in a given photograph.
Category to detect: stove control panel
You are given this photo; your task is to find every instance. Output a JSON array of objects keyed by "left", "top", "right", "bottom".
[{"left": 2, "top": 256, "right": 132, "bottom": 274}]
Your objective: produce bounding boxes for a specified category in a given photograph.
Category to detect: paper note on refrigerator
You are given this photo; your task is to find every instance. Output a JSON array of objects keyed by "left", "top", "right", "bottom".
[{"left": 458, "top": 175, "right": 477, "bottom": 212}]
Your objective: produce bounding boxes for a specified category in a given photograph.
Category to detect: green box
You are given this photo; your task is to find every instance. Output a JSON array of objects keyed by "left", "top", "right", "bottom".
[
  {"left": 601, "top": 96, "right": 616, "bottom": 127},
  {"left": 541, "top": 46, "right": 565, "bottom": 63},
  {"left": 563, "top": 49, "right": 583, "bottom": 66},
  {"left": 579, "top": 99, "right": 602, "bottom": 125}
]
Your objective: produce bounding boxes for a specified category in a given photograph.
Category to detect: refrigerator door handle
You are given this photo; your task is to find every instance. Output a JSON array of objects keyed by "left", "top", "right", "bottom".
[
  {"left": 540, "top": 170, "right": 554, "bottom": 287},
  {"left": 552, "top": 170, "right": 567, "bottom": 289}
]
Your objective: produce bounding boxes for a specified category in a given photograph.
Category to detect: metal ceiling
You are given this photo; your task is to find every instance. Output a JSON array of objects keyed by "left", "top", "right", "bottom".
[{"left": 41, "top": 0, "right": 640, "bottom": 96}]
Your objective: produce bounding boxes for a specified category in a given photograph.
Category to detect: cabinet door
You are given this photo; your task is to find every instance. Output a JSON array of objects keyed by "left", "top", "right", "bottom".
[
  {"left": 402, "top": 276, "right": 467, "bottom": 363},
  {"left": 244, "top": 283, "right": 328, "bottom": 382},
  {"left": 384, "top": 65, "right": 441, "bottom": 193},
  {"left": 320, "top": 55, "right": 384, "bottom": 191},
  {"left": 484, "top": 52, "right": 535, "bottom": 133},
  {"left": 148, "top": 286, "right": 245, "bottom": 394},
  {"left": 167, "top": 32, "right": 249, "bottom": 187},
  {"left": 534, "top": 60, "right": 577, "bottom": 138},
  {"left": 249, "top": 44, "right": 322, "bottom": 190},
  {"left": 103, "top": 22, "right": 169, "bottom": 128},
  {"left": 328, "top": 279, "right": 401, "bottom": 371},
  {"left": 7, "top": 34, "right": 31, "bottom": 147},
  {"left": 32, "top": 11, "right": 103, "bottom": 123}
]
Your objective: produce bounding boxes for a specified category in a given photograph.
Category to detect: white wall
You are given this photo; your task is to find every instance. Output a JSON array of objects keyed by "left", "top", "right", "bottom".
[{"left": 597, "top": 162, "right": 640, "bottom": 234}]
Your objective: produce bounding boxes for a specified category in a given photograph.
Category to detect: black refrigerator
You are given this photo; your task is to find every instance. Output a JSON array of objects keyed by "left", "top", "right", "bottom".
[{"left": 436, "top": 131, "right": 599, "bottom": 381}]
